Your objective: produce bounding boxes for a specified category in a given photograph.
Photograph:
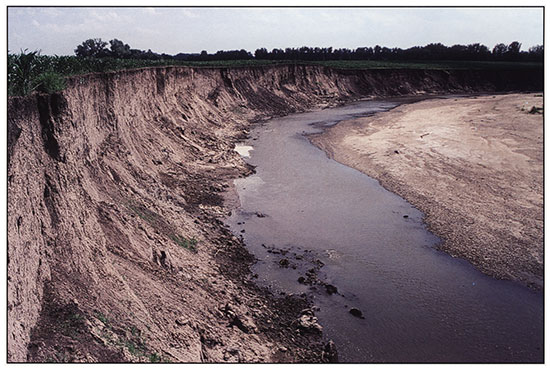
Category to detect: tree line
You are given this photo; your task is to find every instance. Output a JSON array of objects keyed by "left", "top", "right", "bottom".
[
  {"left": 75, "top": 38, "right": 543, "bottom": 62},
  {"left": 7, "top": 38, "right": 543, "bottom": 96}
]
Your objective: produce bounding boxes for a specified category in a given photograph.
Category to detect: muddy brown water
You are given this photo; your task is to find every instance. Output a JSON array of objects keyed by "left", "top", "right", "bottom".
[{"left": 225, "top": 98, "right": 543, "bottom": 363}]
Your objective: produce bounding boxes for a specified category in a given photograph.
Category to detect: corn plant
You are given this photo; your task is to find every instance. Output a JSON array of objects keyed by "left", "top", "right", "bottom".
[{"left": 8, "top": 50, "right": 42, "bottom": 96}]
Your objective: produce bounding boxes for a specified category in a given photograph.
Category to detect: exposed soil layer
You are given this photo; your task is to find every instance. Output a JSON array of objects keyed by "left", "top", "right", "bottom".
[
  {"left": 311, "top": 93, "right": 543, "bottom": 289},
  {"left": 7, "top": 65, "right": 542, "bottom": 362}
]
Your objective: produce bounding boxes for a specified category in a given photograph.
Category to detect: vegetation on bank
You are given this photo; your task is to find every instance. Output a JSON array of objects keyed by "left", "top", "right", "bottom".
[
  {"left": 8, "top": 38, "right": 543, "bottom": 96},
  {"left": 7, "top": 51, "right": 294, "bottom": 96},
  {"left": 309, "top": 59, "right": 543, "bottom": 70}
]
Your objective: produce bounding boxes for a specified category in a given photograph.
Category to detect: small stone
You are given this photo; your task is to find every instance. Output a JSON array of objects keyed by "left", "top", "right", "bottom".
[
  {"left": 297, "top": 314, "right": 323, "bottom": 333},
  {"left": 297, "top": 276, "right": 306, "bottom": 284},
  {"left": 349, "top": 308, "right": 364, "bottom": 319},
  {"left": 279, "top": 258, "right": 289, "bottom": 268},
  {"left": 230, "top": 315, "right": 250, "bottom": 333},
  {"left": 256, "top": 212, "right": 266, "bottom": 218},
  {"left": 325, "top": 284, "right": 338, "bottom": 295},
  {"left": 175, "top": 318, "right": 189, "bottom": 326},
  {"left": 403, "top": 215, "right": 409, "bottom": 218},
  {"left": 323, "top": 340, "right": 339, "bottom": 363},
  {"left": 222, "top": 303, "right": 236, "bottom": 317},
  {"left": 223, "top": 348, "right": 240, "bottom": 362}
]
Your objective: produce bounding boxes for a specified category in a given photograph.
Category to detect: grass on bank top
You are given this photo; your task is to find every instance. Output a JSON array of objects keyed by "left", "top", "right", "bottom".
[
  {"left": 309, "top": 59, "right": 543, "bottom": 70},
  {"left": 163, "top": 59, "right": 542, "bottom": 70},
  {"left": 55, "top": 58, "right": 539, "bottom": 71},
  {"left": 8, "top": 51, "right": 542, "bottom": 96}
]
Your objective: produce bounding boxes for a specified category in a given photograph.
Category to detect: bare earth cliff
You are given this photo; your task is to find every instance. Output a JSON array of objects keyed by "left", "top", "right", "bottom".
[{"left": 7, "top": 64, "right": 542, "bottom": 362}]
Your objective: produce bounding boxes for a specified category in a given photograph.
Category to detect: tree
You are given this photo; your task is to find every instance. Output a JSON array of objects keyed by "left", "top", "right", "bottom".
[
  {"left": 254, "top": 48, "right": 268, "bottom": 59},
  {"left": 109, "top": 39, "right": 131, "bottom": 58},
  {"left": 492, "top": 43, "right": 507, "bottom": 60},
  {"left": 466, "top": 43, "right": 490, "bottom": 60},
  {"left": 143, "top": 49, "right": 160, "bottom": 60},
  {"left": 528, "top": 45, "right": 543, "bottom": 61},
  {"left": 75, "top": 38, "right": 108, "bottom": 58},
  {"left": 507, "top": 41, "right": 521, "bottom": 54},
  {"left": 529, "top": 45, "right": 543, "bottom": 55},
  {"left": 506, "top": 41, "right": 522, "bottom": 60},
  {"left": 373, "top": 45, "right": 382, "bottom": 60},
  {"left": 130, "top": 49, "right": 145, "bottom": 59}
]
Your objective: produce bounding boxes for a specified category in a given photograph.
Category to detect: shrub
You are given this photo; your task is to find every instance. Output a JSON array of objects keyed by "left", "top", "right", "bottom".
[
  {"left": 170, "top": 234, "right": 198, "bottom": 251},
  {"left": 149, "top": 353, "right": 161, "bottom": 363}
]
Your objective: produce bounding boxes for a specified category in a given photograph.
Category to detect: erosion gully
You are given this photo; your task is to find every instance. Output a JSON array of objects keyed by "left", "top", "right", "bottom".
[{"left": 225, "top": 97, "right": 543, "bottom": 363}]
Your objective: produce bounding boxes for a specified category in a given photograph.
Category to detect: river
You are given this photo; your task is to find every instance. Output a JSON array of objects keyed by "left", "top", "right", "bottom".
[{"left": 225, "top": 98, "right": 543, "bottom": 363}]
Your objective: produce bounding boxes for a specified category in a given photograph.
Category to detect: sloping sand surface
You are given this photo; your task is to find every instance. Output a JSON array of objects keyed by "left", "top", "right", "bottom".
[{"left": 311, "top": 93, "right": 543, "bottom": 288}]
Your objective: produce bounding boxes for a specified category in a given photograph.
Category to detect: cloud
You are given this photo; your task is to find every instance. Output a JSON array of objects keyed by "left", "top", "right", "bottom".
[
  {"left": 7, "top": 7, "right": 543, "bottom": 56},
  {"left": 142, "top": 7, "right": 158, "bottom": 15},
  {"left": 41, "top": 8, "right": 61, "bottom": 17},
  {"left": 181, "top": 9, "right": 199, "bottom": 18},
  {"left": 90, "top": 9, "right": 131, "bottom": 24}
]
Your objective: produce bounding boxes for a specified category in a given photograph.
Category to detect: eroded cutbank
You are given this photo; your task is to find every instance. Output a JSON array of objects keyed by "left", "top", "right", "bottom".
[{"left": 7, "top": 64, "right": 542, "bottom": 362}]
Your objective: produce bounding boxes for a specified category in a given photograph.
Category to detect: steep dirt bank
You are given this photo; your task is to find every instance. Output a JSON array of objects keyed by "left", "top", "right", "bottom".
[
  {"left": 7, "top": 64, "right": 542, "bottom": 362},
  {"left": 311, "top": 93, "right": 543, "bottom": 289}
]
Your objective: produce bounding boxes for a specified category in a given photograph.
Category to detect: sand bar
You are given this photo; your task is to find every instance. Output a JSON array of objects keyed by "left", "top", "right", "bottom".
[{"left": 311, "top": 93, "right": 543, "bottom": 289}]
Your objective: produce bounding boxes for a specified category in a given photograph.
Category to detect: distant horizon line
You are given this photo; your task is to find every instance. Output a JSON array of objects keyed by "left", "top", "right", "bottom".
[{"left": 9, "top": 40, "right": 543, "bottom": 57}]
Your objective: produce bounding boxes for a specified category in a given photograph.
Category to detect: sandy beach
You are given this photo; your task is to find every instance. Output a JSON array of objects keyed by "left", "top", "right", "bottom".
[{"left": 311, "top": 93, "right": 543, "bottom": 289}]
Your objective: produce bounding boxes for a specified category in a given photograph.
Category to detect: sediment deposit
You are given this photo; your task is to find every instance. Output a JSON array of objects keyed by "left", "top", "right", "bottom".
[
  {"left": 7, "top": 64, "right": 542, "bottom": 362},
  {"left": 311, "top": 93, "right": 543, "bottom": 289}
]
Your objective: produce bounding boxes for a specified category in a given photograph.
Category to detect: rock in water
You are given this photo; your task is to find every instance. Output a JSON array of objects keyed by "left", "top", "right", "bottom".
[
  {"left": 323, "top": 340, "right": 339, "bottom": 363},
  {"left": 349, "top": 308, "right": 364, "bottom": 319},
  {"left": 325, "top": 284, "right": 338, "bottom": 295},
  {"left": 297, "top": 312, "right": 323, "bottom": 333}
]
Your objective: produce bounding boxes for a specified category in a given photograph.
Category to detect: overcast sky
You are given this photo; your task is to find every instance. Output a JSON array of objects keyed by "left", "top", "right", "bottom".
[{"left": 7, "top": 7, "right": 544, "bottom": 56}]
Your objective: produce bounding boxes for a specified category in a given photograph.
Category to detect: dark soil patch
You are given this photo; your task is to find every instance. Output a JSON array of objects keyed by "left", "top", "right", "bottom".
[{"left": 27, "top": 283, "right": 125, "bottom": 363}]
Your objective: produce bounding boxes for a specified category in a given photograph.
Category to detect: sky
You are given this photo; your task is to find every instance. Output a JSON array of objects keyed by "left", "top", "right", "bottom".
[{"left": 7, "top": 6, "right": 544, "bottom": 56}]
